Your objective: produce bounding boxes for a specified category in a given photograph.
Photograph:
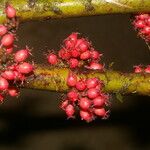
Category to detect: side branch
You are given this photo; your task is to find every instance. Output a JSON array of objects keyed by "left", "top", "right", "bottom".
[
  {"left": 25, "top": 66, "right": 150, "bottom": 96},
  {"left": 0, "top": 0, "right": 150, "bottom": 23}
]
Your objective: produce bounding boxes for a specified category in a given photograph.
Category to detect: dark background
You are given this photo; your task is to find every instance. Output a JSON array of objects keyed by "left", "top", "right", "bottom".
[{"left": 0, "top": 14, "right": 150, "bottom": 150}]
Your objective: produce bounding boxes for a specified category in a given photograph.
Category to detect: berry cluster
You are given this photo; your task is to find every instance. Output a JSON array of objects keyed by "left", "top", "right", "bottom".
[
  {"left": 47, "top": 33, "right": 110, "bottom": 122},
  {"left": 47, "top": 32, "right": 103, "bottom": 70},
  {"left": 134, "top": 65, "right": 150, "bottom": 74},
  {"left": 0, "top": 5, "right": 34, "bottom": 102},
  {"left": 133, "top": 13, "right": 150, "bottom": 43}
]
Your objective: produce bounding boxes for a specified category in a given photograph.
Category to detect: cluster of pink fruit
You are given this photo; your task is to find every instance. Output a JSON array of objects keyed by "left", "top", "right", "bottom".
[
  {"left": 133, "top": 13, "right": 150, "bottom": 43},
  {"left": 47, "top": 33, "right": 110, "bottom": 122},
  {"left": 47, "top": 32, "right": 103, "bottom": 70},
  {"left": 134, "top": 65, "right": 150, "bottom": 73},
  {"left": 0, "top": 5, "right": 34, "bottom": 102}
]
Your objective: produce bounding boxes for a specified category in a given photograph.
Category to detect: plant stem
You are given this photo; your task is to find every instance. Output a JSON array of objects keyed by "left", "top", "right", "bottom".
[
  {"left": 0, "top": 0, "right": 150, "bottom": 23},
  {"left": 24, "top": 66, "right": 150, "bottom": 96}
]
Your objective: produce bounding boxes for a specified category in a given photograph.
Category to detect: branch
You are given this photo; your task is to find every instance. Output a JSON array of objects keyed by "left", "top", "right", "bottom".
[
  {"left": 0, "top": 0, "right": 150, "bottom": 23},
  {"left": 24, "top": 66, "right": 150, "bottom": 96}
]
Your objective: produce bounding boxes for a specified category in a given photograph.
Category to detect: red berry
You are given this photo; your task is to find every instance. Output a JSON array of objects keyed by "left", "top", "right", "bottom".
[
  {"left": 70, "top": 49, "right": 80, "bottom": 58},
  {"left": 79, "top": 97, "right": 91, "bottom": 110},
  {"left": 80, "top": 110, "right": 93, "bottom": 122},
  {"left": 146, "top": 18, "right": 150, "bottom": 26},
  {"left": 14, "top": 49, "right": 30, "bottom": 62},
  {"left": 75, "top": 39, "right": 89, "bottom": 53},
  {"left": 134, "top": 65, "right": 142, "bottom": 73},
  {"left": 86, "top": 78, "right": 99, "bottom": 89},
  {"left": 0, "top": 25, "right": 7, "bottom": 36},
  {"left": 93, "top": 95, "right": 105, "bottom": 107},
  {"left": 75, "top": 80, "right": 86, "bottom": 91},
  {"left": 67, "top": 72, "right": 77, "bottom": 87},
  {"left": 5, "top": 5, "right": 16, "bottom": 18},
  {"left": 89, "top": 62, "right": 103, "bottom": 70},
  {"left": 60, "top": 100, "right": 69, "bottom": 110},
  {"left": 0, "top": 77, "right": 9, "bottom": 90},
  {"left": 8, "top": 87, "right": 19, "bottom": 97},
  {"left": 68, "top": 58, "right": 79, "bottom": 68},
  {"left": 16, "top": 62, "right": 33, "bottom": 74},
  {"left": 1, "top": 70, "right": 15, "bottom": 80},
  {"left": 90, "top": 50, "right": 102, "bottom": 60},
  {"left": 134, "top": 20, "right": 145, "bottom": 28},
  {"left": 94, "top": 108, "right": 107, "bottom": 118},
  {"left": 65, "top": 104, "right": 75, "bottom": 118},
  {"left": 145, "top": 65, "right": 150, "bottom": 73},
  {"left": 142, "top": 26, "right": 150, "bottom": 35},
  {"left": 58, "top": 49, "right": 71, "bottom": 60},
  {"left": 5, "top": 45, "right": 13, "bottom": 54},
  {"left": 66, "top": 32, "right": 78, "bottom": 45},
  {"left": 1, "top": 34, "right": 14, "bottom": 47},
  {"left": 0, "top": 94, "right": 4, "bottom": 102},
  {"left": 80, "top": 50, "right": 91, "bottom": 60},
  {"left": 87, "top": 88, "right": 99, "bottom": 99},
  {"left": 137, "top": 14, "right": 149, "bottom": 20},
  {"left": 47, "top": 53, "right": 58, "bottom": 65},
  {"left": 67, "top": 90, "right": 78, "bottom": 102}
]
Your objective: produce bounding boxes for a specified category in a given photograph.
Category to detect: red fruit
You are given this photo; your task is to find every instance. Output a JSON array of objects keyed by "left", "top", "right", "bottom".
[
  {"left": 89, "top": 62, "right": 103, "bottom": 70},
  {"left": 134, "top": 20, "right": 145, "bottom": 28},
  {"left": 65, "top": 104, "right": 75, "bottom": 118},
  {"left": 93, "top": 95, "right": 105, "bottom": 107},
  {"left": 137, "top": 14, "right": 149, "bottom": 20},
  {"left": 94, "top": 108, "right": 107, "bottom": 118},
  {"left": 67, "top": 72, "right": 77, "bottom": 87},
  {"left": 66, "top": 32, "right": 78, "bottom": 45},
  {"left": 79, "top": 97, "right": 91, "bottom": 110},
  {"left": 80, "top": 50, "right": 91, "bottom": 60},
  {"left": 1, "top": 34, "right": 14, "bottom": 47},
  {"left": 17, "top": 73, "right": 26, "bottom": 81},
  {"left": 1, "top": 70, "right": 15, "bottom": 80},
  {"left": 47, "top": 53, "right": 58, "bottom": 65},
  {"left": 16, "top": 62, "right": 33, "bottom": 74},
  {"left": 0, "top": 77, "right": 9, "bottom": 90},
  {"left": 80, "top": 110, "right": 93, "bottom": 122},
  {"left": 60, "top": 100, "right": 69, "bottom": 110},
  {"left": 67, "top": 90, "right": 78, "bottom": 102},
  {"left": 146, "top": 18, "right": 150, "bottom": 26},
  {"left": 0, "top": 94, "right": 4, "bottom": 102},
  {"left": 86, "top": 78, "right": 99, "bottom": 89},
  {"left": 8, "top": 87, "right": 19, "bottom": 97},
  {"left": 75, "top": 39, "right": 89, "bottom": 53},
  {"left": 8, "top": 64, "right": 16, "bottom": 70},
  {"left": 71, "top": 49, "right": 80, "bottom": 58},
  {"left": 5, "top": 5, "right": 16, "bottom": 18},
  {"left": 14, "top": 49, "right": 30, "bottom": 62},
  {"left": 90, "top": 50, "right": 102, "bottom": 60},
  {"left": 68, "top": 58, "right": 79, "bottom": 68},
  {"left": 75, "top": 80, "right": 86, "bottom": 91},
  {"left": 145, "top": 65, "right": 150, "bottom": 73},
  {"left": 0, "top": 25, "right": 7, "bottom": 36},
  {"left": 134, "top": 65, "right": 142, "bottom": 73},
  {"left": 58, "top": 49, "right": 71, "bottom": 60},
  {"left": 142, "top": 26, "right": 150, "bottom": 35},
  {"left": 5, "top": 45, "right": 13, "bottom": 54},
  {"left": 87, "top": 88, "right": 99, "bottom": 99}
]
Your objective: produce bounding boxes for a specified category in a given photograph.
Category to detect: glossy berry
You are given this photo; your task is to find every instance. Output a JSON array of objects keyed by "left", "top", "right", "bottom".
[
  {"left": 5, "top": 5, "right": 16, "bottom": 18},
  {"left": 47, "top": 53, "right": 58, "bottom": 65},
  {"left": 16, "top": 62, "right": 33, "bottom": 74},
  {"left": 0, "top": 25, "right": 7, "bottom": 36},
  {"left": 134, "top": 65, "right": 142, "bottom": 73},
  {"left": 70, "top": 49, "right": 80, "bottom": 58},
  {"left": 60, "top": 100, "right": 69, "bottom": 110},
  {"left": 65, "top": 104, "right": 75, "bottom": 118},
  {"left": 58, "top": 49, "right": 71, "bottom": 60},
  {"left": 1, "top": 70, "right": 15, "bottom": 80},
  {"left": 134, "top": 20, "right": 145, "bottom": 28},
  {"left": 67, "top": 90, "right": 78, "bottom": 102},
  {"left": 87, "top": 88, "right": 99, "bottom": 99},
  {"left": 80, "top": 110, "right": 93, "bottom": 122},
  {"left": 14, "top": 49, "right": 30, "bottom": 62},
  {"left": 145, "top": 65, "right": 150, "bottom": 73},
  {"left": 94, "top": 108, "right": 107, "bottom": 118},
  {"left": 75, "top": 80, "right": 86, "bottom": 91},
  {"left": 1, "top": 34, "right": 14, "bottom": 47},
  {"left": 5, "top": 45, "right": 13, "bottom": 54},
  {"left": 93, "top": 95, "right": 105, "bottom": 107},
  {"left": 89, "top": 62, "right": 103, "bottom": 70},
  {"left": 86, "top": 78, "right": 99, "bottom": 89},
  {"left": 0, "top": 77, "right": 9, "bottom": 90},
  {"left": 76, "top": 39, "right": 89, "bottom": 53},
  {"left": 90, "top": 50, "right": 101, "bottom": 60},
  {"left": 67, "top": 32, "right": 78, "bottom": 45},
  {"left": 67, "top": 72, "right": 77, "bottom": 87},
  {"left": 80, "top": 50, "right": 91, "bottom": 60},
  {"left": 0, "top": 94, "right": 4, "bottom": 102},
  {"left": 8, "top": 87, "right": 19, "bottom": 97},
  {"left": 79, "top": 97, "right": 91, "bottom": 110},
  {"left": 68, "top": 58, "right": 79, "bottom": 68}
]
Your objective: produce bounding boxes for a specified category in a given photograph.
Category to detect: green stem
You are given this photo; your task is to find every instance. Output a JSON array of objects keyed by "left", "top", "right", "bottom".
[
  {"left": 0, "top": 0, "right": 150, "bottom": 23},
  {"left": 25, "top": 66, "right": 150, "bottom": 96}
]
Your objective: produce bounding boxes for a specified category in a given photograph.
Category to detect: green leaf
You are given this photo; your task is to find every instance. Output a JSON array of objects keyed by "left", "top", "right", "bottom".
[{"left": 116, "top": 93, "right": 124, "bottom": 103}]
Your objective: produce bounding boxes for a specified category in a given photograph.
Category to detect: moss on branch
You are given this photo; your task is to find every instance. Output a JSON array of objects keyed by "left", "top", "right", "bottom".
[
  {"left": 24, "top": 66, "right": 150, "bottom": 96},
  {"left": 0, "top": 0, "right": 150, "bottom": 23}
]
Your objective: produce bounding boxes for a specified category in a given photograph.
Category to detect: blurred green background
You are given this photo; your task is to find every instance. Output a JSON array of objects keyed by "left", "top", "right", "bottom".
[{"left": 0, "top": 14, "right": 150, "bottom": 150}]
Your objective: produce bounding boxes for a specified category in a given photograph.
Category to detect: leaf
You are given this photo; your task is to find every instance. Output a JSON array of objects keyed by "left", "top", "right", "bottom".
[{"left": 116, "top": 93, "right": 124, "bottom": 103}]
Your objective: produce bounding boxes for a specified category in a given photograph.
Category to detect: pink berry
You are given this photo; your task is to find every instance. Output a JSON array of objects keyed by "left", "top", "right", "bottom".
[
  {"left": 90, "top": 50, "right": 102, "bottom": 60},
  {"left": 58, "top": 49, "right": 71, "bottom": 60},
  {"left": 65, "top": 104, "right": 75, "bottom": 118},
  {"left": 5, "top": 45, "right": 13, "bottom": 54},
  {"left": 146, "top": 18, "right": 150, "bottom": 26},
  {"left": 8, "top": 87, "right": 19, "bottom": 97},
  {"left": 5, "top": 5, "right": 16, "bottom": 18},
  {"left": 142, "top": 26, "right": 150, "bottom": 35},
  {"left": 67, "top": 72, "right": 77, "bottom": 87},
  {"left": 79, "top": 97, "right": 91, "bottom": 110},
  {"left": 93, "top": 95, "right": 105, "bottom": 107},
  {"left": 66, "top": 32, "right": 78, "bottom": 45},
  {"left": 134, "top": 20, "right": 145, "bottom": 28},
  {"left": 67, "top": 90, "right": 78, "bottom": 102},
  {"left": 89, "top": 62, "right": 103, "bottom": 70},
  {"left": 60, "top": 100, "right": 69, "bottom": 110},
  {"left": 94, "top": 108, "right": 107, "bottom": 118},
  {"left": 76, "top": 39, "right": 89, "bottom": 53},
  {"left": 47, "top": 53, "right": 58, "bottom": 65},
  {"left": 16, "top": 62, "right": 33, "bottom": 74},
  {"left": 75, "top": 80, "right": 86, "bottom": 91},
  {"left": 137, "top": 14, "right": 149, "bottom": 20},
  {"left": 1, "top": 34, "right": 14, "bottom": 47},
  {"left": 80, "top": 110, "right": 93, "bottom": 122},
  {"left": 80, "top": 50, "right": 91, "bottom": 60},
  {"left": 0, "top": 77, "right": 9, "bottom": 90},
  {"left": 87, "top": 88, "right": 99, "bottom": 99},
  {"left": 0, "top": 25, "right": 7, "bottom": 36},
  {"left": 1, "top": 70, "right": 15, "bottom": 80},
  {"left": 14, "top": 49, "right": 30, "bottom": 62},
  {"left": 0, "top": 94, "right": 4, "bottom": 102},
  {"left": 70, "top": 49, "right": 80, "bottom": 58},
  {"left": 145, "top": 65, "right": 150, "bottom": 73},
  {"left": 134, "top": 65, "right": 142, "bottom": 73},
  {"left": 68, "top": 58, "right": 79, "bottom": 68},
  {"left": 86, "top": 78, "right": 99, "bottom": 89}
]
